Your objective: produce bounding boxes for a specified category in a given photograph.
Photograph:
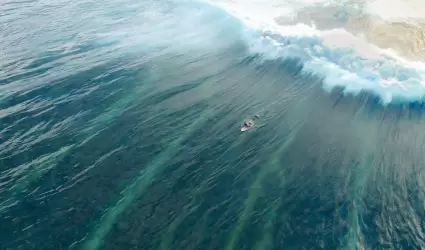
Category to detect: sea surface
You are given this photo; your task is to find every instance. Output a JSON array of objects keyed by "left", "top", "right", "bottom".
[{"left": 2, "top": 0, "right": 425, "bottom": 249}]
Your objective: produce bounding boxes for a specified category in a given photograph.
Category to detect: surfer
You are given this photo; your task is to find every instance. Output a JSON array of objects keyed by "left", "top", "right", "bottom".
[
  {"left": 244, "top": 115, "right": 259, "bottom": 126},
  {"left": 241, "top": 115, "right": 260, "bottom": 131}
]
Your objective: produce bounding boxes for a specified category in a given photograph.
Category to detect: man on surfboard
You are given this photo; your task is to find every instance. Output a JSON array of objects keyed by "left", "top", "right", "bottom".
[{"left": 241, "top": 115, "right": 260, "bottom": 131}]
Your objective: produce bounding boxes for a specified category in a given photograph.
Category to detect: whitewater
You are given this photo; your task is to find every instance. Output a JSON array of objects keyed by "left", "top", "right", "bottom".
[
  {"left": 3, "top": 0, "right": 425, "bottom": 249},
  {"left": 204, "top": 0, "right": 425, "bottom": 103}
]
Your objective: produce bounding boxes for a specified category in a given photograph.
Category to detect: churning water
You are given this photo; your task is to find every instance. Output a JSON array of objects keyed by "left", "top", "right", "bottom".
[{"left": 2, "top": 0, "right": 425, "bottom": 249}]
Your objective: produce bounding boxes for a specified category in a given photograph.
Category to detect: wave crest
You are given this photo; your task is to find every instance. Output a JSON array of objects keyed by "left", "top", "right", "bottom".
[{"left": 204, "top": 0, "right": 425, "bottom": 104}]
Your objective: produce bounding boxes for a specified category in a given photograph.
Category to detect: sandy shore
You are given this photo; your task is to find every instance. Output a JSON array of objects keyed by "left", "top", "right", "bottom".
[{"left": 276, "top": 6, "right": 425, "bottom": 61}]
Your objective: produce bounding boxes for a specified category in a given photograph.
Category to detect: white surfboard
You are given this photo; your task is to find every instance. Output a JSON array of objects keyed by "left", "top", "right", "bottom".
[
  {"left": 240, "top": 120, "right": 255, "bottom": 132},
  {"left": 241, "top": 126, "right": 251, "bottom": 132}
]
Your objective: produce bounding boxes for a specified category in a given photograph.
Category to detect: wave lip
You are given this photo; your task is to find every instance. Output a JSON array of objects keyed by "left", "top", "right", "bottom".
[{"left": 204, "top": 0, "right": 425, "bottom": 103}]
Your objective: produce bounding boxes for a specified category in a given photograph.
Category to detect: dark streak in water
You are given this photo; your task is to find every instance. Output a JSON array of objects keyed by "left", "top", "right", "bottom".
[{"left": 2, "top": 1, "right": 425, "bottom": 250}]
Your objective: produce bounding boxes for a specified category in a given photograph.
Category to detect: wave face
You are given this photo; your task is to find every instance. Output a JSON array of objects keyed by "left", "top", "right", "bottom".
[
  {"left": 205, "top": 0, "right": 425, "bottom": 103},
  {"left": 2, "top": 0, "right": 425, "bottom": 250}
]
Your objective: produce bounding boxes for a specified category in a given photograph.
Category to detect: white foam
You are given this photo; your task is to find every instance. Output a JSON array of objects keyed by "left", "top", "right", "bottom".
[
  {"left": 204, "top": 0, "right": 425, "bottom": 102},
  {"left": 365, "top": 0, "right": 425, "bottom": 21}
]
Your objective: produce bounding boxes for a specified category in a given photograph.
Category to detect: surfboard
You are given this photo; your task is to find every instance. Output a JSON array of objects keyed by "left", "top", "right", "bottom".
[{"left": 240, "top": 120, "right": 254, "bottom": 132}]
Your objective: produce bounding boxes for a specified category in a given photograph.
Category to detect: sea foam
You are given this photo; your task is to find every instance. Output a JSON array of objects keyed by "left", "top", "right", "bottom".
[{"left": 204, "top": 0, "right": 425, "bottom": 103}]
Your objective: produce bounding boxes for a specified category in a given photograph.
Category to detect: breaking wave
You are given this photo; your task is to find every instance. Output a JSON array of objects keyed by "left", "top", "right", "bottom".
[{"left": 203, "top": 0, "right": 425, "bottom": 104}]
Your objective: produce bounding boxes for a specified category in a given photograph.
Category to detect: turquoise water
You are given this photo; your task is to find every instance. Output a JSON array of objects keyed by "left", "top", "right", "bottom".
[{"left": 2, "top": 0, "right": 425, "bottom": 249}]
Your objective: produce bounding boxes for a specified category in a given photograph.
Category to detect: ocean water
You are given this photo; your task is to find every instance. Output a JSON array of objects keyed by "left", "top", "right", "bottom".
[{"left": 1, "top": 0, "right": 425, "bottom": 249}]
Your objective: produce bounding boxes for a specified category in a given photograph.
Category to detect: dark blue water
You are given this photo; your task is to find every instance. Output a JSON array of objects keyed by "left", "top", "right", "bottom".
[{"left": 2, "top": 0, "right": 425, "bottom": 249}]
